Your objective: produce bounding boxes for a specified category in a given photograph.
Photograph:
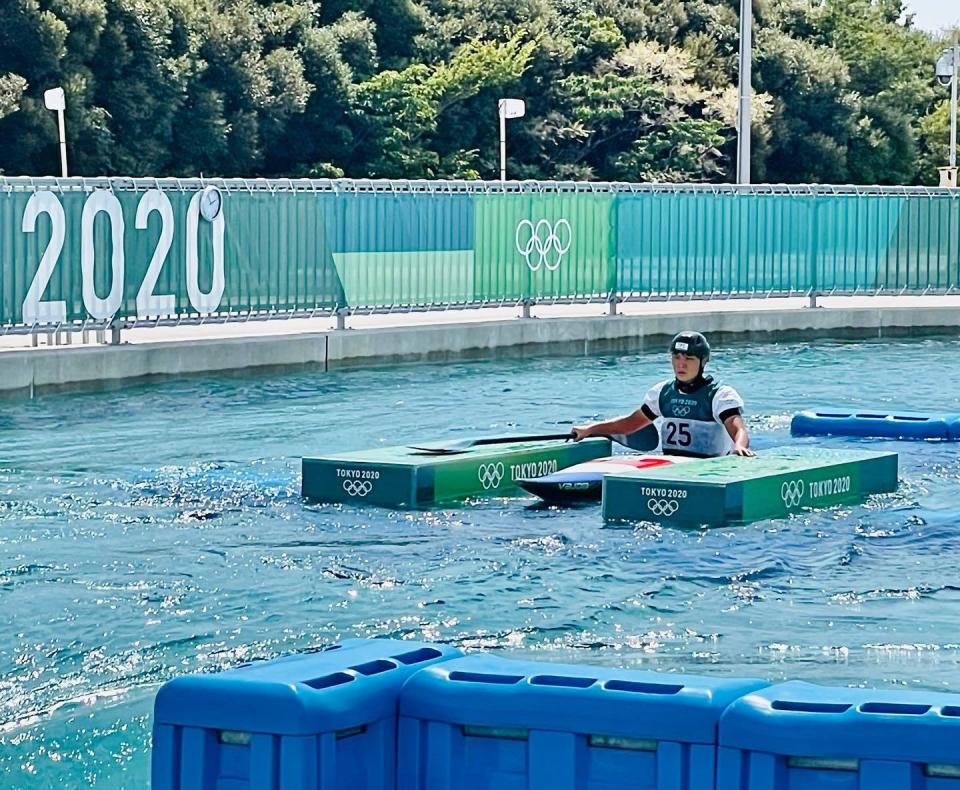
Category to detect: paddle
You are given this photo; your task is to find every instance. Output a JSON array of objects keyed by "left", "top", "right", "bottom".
[
  {"left": 409, "top": 424, "right": 660, "bottom": 455},
  {"left": 409, "top": 432, "right": 575, "bottom": 455}
]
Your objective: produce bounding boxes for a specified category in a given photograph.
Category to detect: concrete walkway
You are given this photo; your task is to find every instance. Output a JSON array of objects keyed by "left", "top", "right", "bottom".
[{"left": 4, "top": 295, "right": 960, "bottom": 395}]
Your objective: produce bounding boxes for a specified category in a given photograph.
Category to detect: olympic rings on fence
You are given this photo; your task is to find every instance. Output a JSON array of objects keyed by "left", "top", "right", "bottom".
[{"left": 515, "top": 218, "right": 572, "bottom": 272}]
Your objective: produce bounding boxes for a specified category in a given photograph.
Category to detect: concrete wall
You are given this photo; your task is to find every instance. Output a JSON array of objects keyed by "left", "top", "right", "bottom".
[{"left": 5, "top": 305, "right": 959, "bottom": 397}]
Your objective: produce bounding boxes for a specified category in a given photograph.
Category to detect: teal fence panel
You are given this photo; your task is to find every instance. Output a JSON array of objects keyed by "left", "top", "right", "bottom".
[
  {"left": 0, "top": 179, "right": 345, "bottom": 328},
  {"left": 615, "top": 188, "right": 960, "bottom": 298},
  {"left": 220, "top": 190, "right": 344, "bottom": 314},
  {"left": 875, "top": 194, "right": 960, "bottom": 291},
  {"left": 322, "top": 191, "right": 475, "bottom": 308},
  {"left": 615, "top": 191, "right": 814, "bottom": 295}
]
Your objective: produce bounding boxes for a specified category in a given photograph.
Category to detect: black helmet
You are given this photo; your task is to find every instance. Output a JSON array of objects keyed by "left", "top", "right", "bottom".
[{"left": 669, "top": 331, "right": 711, "bottom": 363}]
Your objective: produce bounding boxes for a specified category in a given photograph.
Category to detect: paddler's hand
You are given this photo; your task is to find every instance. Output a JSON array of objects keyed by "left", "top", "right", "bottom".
[
  {"left": 731, "top": 445, "right": 756, "bottom": 457},
  {"left": 571, "top": 426, "right": 594, "bottom": 442}
]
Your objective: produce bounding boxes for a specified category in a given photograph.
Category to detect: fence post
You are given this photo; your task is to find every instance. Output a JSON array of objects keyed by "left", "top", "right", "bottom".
[
  {"left": 806, "top": 188, "right": 821, "bottom": 308},
  {"left": 335, "top": 307, "right": 348, "bottom": 330},
  {"left": 110, "top": 319, "right": 122, "bottom": 345},
  {"left": 607, "top": 194, "right": 619, "bottom": 316},
  {"left": 521, "top": 298, "right": 534, "bottom": 319}
]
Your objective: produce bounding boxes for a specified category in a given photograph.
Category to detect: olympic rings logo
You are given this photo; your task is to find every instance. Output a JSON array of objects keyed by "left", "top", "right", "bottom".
[
  {"left": 671, "top": 404, "right": 691, "bottom": 417},
  {"left": 342, "top": 479, "right": 373, "bottom": 497},
  {"left": 515, "top": 218, "right": 572, "bottom": 272},
  {"left": 647, "top": 498, "right": 680, "bottom": 517},
  {"left": 781, "top": 479, "right": 805, "bottom": 508},
  {"left": 478, "top": 462, "right": 505, "bottom": 489}
]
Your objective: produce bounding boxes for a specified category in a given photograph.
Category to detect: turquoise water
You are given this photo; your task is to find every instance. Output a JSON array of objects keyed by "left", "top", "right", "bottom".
[{"left": 2, "top": 337, "right": 960, "bottom": 787}]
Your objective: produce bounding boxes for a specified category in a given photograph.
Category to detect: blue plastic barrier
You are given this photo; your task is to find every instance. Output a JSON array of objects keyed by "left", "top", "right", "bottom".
[
  {"left": 152, "top": 638, "right": 461, "bottom": 790},
  {"left": 717, "top": 681, "right": 960, "bottom": 789},
  {"left": 397, "top": 653, "right": 767, "bottom": 790},
  {"left": 791, "top": 409, "right": 960, "bottom": 440}
]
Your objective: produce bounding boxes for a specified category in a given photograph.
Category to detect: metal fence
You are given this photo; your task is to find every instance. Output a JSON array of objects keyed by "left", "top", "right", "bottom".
[{"left": 1, "top": 177, "right": 957, "bottom": 336}]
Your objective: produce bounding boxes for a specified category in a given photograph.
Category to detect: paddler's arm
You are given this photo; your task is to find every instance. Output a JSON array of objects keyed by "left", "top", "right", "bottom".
[
  {"left": 723, "top": 413, "right": 756, "bottom": 457},
  {"left": 572, "top": 406, "right": 654, "bottom": 441}
]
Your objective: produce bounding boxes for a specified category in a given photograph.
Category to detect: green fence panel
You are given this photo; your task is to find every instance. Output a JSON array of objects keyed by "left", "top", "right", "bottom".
[{"left": 473, "top": 192, "right": 615, "bottom": 301}]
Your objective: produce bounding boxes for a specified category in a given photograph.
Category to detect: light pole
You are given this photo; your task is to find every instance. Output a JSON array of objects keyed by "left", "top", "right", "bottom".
[
  {"left": 936, "top": 41, "right": 959, "bottom": 167},
  {"left": 43, "top": 87, "right": 68, "bottom": 177},
  {"left": 736, "top": 0, "right": 752, "bottom": 184},
  {"left": 498, "top": 98, "right": 525, "bottom": 181}
]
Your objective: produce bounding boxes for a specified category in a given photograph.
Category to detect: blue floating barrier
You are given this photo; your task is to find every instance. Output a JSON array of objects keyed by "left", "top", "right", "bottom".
[
  {"left": 718, "top": 681, "right": 960, "bottom": 790},
  {"left": 397, "top": 653, "right": 767, "bottom": 790},
  {"left": 152, "top": 638, "right": 461, "bottom": 790},
  {"left": 791, "top": 409, "right": 960, "bottom": 440}
]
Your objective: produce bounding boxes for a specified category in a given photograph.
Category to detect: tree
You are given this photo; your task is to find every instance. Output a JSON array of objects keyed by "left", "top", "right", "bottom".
[
  {"left": 0, "top": 0, "right": 948, "bottom": 182},
  {"left": 350, "top": 34, "right": 536, "bottom": 176}
]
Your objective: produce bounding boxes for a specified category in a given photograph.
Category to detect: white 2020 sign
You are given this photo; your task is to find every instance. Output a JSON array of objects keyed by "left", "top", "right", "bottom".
[{"left": 21, "top": 189, "right": 225, "bottom": 324}]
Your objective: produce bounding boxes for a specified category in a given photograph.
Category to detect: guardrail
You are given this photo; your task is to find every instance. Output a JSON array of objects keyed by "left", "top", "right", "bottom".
[{"left": 1, "top": 177, "right": 957, "bottom": 338}]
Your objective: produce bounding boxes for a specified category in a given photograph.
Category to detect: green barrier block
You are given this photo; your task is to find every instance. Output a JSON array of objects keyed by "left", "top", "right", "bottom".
[
  {"left": 302, "top": 438, "right": 611, "bottom": 507},
  {"left": 601, "top": 447, "right": 898, "bottom": 526}
]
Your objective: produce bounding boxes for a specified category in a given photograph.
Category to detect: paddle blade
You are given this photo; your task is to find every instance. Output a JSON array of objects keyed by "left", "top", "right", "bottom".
[{"left": 409, "top": 432, "right": 574, "bottom": 455}]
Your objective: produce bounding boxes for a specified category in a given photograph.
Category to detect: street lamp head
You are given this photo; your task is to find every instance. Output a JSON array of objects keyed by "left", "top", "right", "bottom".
[
  {"left": 936, "top": 49, "right": 955, "bottom": 87},
  {"left": 498, "top": 98, "right": 526, "bottom": 120},
  {"left": 43, "top": 87, "right": 65, "bottom": 112}
]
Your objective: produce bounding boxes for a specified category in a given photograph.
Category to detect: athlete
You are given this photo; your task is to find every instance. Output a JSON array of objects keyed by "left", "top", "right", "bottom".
[{"left": 572, "top": 331, "right": 755, "bottom": 457}]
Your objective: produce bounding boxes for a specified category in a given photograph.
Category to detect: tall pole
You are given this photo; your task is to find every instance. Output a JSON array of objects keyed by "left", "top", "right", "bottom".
[
  {"left": 736, "top": 0, "right": 752, "bottom": 184},
  {"left": 951, "top": 39, "right": 958, "bottom": 169},
  {"left": 499, "top": 107, "right": 507, "bottom": 181},
  {"left": 43, "top": 88, "right": 68, "bottom": 177},
  {"left": 56, "top": 108, "right": 68, "bottom": 177}
]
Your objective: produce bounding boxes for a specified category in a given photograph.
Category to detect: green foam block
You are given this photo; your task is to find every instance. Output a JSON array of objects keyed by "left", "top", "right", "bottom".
[
  {"left": 601, "top": 447, "right": 898, "bottom": 526},
  {"left": 303, "top": 437, "right": 611, "bottom": 507}
]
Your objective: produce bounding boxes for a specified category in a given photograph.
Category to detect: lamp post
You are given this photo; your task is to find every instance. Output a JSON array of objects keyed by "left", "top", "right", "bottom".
[
  {"left": 43, "top": 87, "right": 68, "bottom": 178},
  {"left": 498, "top": 98, "right": 525, "bottom": 181},
  {"left": 736, "top": 0, "right": 752, "bottom": 184},
  {"left": 936, "top": 42, "right": 958, "bottom": 168}
]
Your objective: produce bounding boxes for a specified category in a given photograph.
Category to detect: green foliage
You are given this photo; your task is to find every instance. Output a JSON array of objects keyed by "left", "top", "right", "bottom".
[
  {"left": 0, "top": 74, "right": 29, "bottom": 121},
  {"left": 0, "top": 0, "right": 952, "bottom": 183},
  {"left": 351, "top": 34, "right": 536, "bottom": 176}
]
